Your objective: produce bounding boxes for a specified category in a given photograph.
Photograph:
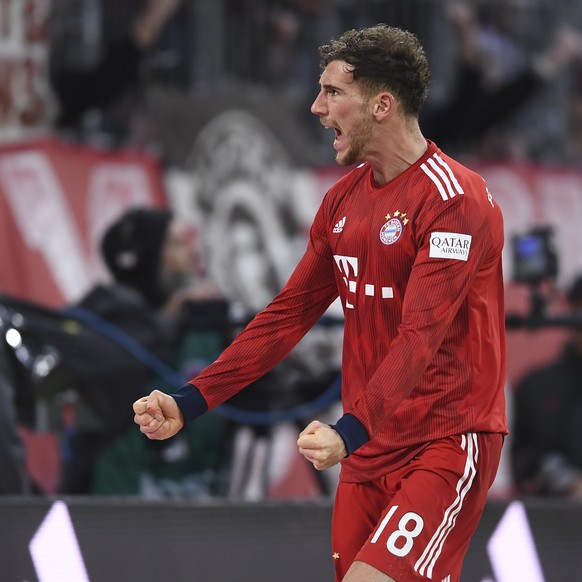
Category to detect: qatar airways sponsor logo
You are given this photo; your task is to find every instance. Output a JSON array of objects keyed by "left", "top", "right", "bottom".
[{"left": 429, "top": 232, "right": 472, "bottom": 262}]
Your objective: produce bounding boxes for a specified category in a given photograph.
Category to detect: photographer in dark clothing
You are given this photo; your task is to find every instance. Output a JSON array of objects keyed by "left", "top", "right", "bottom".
[
  {"left": 512, "top": 275, "right": 582, "bottom": 498},
  {"left": 61, "top": 207, "right": 224, "bottom": 494}
]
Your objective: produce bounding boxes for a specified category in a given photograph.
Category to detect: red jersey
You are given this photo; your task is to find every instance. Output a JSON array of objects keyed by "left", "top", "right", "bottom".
[{"left": 179, "top": 140, "right": 507, "bottom": 483}]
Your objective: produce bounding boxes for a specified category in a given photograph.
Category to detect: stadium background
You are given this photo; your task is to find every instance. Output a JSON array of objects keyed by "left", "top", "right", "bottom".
[{"left": 1, "top": 1, "right": 582, "bottom": 580}]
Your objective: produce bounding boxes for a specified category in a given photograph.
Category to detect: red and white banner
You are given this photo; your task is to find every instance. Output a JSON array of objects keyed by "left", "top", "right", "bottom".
[{"left": 0, "top": 137, "right": 167, "bottom": 307}]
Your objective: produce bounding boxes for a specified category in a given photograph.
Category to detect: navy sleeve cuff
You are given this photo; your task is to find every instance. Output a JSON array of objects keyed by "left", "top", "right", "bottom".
[
  {"left": 331, "top": 413, "right": 369, "bottom": 456},
  {"left": 171, "top": 384, "right": 208, "bottom": 424}
]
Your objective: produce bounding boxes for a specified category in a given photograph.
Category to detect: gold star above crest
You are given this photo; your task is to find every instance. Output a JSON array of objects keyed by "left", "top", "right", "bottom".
[
  {"left": 332, "top": 552, "right": 340, "bottom": 560},
  {"left": 385, "top": 210, "right": 409, "bottom": 225}
]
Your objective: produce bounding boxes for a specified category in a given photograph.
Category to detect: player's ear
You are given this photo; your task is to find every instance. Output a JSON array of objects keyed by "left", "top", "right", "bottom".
[{"left": 372, "top": 92, "right": 393, "bottom": 120}]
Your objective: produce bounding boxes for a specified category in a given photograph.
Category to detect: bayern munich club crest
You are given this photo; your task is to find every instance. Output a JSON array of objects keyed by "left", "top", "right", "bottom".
[{"left": 379, "top": 211, "right": 408, "bottom": 245}]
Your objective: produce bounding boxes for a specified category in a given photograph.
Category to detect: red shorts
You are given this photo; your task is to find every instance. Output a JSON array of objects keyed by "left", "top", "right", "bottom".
[{"left": 331, "top": 432, "right": 503, "bottom": 582}]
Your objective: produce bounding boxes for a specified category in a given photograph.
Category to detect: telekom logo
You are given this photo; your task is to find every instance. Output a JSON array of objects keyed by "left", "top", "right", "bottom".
[
  {"left": 333, "top": 255, "right": 358, "bottom": 309},
  {"left": 333, "top": 254, "right": 394, "bottom": 309}
]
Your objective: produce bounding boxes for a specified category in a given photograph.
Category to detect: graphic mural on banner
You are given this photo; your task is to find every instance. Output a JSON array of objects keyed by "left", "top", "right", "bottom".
[{"left": 186, "top": 110, "right": 310, "bottom": 314}]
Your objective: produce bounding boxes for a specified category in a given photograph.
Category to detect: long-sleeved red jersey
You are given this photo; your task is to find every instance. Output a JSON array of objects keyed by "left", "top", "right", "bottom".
[{"left": 175, "top": 140, "right": 507, "bottom": 483}]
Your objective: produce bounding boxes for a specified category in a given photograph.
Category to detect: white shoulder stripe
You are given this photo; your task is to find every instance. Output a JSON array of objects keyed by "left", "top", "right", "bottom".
[
  {"left": 421, "top": 153, "right": 465, "bottom": 202},
  {"left": 420, "top": 162, "right": 449, "bottom": 201},
  {"left": 433, "top": 153, "right": 464, "bottom": 195},
  {"left": 427, "top": 157, "right": 458, "bottom": 200}
]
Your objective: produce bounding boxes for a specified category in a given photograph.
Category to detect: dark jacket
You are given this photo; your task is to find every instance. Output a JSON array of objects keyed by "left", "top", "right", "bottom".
[{"left": 511, "top": 343, "right": 582, "bottom": 495}]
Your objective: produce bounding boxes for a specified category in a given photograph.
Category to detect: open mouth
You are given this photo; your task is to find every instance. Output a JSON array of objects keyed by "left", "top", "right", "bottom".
[
  {"left": 332, "top": 127, "right": 343, "bottom": 150},
  {"left": 326, "top": 123, "right": 342, "bottom": 141},
  {"left": 321, "top": 120, "right": 341, "bottom": 137},
  {"left": 321, "top": 120, "right": 344, "bottom": 151}
]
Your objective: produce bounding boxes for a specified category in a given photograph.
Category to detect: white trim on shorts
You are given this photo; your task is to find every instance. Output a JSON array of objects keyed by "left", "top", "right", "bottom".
[{"left": 414, "top": 433, "right": 479, "bottom": 579}]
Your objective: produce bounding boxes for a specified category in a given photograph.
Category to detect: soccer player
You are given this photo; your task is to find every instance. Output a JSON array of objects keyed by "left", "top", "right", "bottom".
[{"left": 133, "top": 24, "right": 507, "bottom": 582}]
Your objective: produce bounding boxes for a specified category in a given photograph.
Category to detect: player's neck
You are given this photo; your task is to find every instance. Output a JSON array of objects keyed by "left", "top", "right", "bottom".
[{"left": 368, "top": 123, "right": 427, "bottom": 187}]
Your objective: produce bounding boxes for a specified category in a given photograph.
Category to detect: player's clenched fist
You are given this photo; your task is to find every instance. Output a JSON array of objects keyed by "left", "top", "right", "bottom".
[
  {"left": 133, "top": 389, "right": 184, "bottom": 440},
  {"left": 297, "top": 420, "right": 347, "bottom": 470}
]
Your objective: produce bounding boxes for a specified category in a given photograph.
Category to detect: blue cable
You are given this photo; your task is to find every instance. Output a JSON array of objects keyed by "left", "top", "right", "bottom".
[{"left": 62, "top": 307, "right": 341, "bottom": 426}]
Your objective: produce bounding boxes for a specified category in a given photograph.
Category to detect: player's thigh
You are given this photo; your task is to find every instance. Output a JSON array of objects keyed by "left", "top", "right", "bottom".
[
  {"left": 343, "top": 560, "right": 396, "bottom": 582},
  {"left": 331, "top": 479, "right": 395, "bottom": 582},
  {"left": 356, "top": 433, "right": 503, "bottom": 582}
]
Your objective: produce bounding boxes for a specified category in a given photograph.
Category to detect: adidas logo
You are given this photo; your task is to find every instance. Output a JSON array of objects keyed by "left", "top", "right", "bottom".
[{"left": 333, "top": 216, "right": 346, "bottom": 233}]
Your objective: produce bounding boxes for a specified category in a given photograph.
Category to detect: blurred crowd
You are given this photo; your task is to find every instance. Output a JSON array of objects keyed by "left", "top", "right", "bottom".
[{"left": 46, "top": 0, "right": 582, "bottom": 165}]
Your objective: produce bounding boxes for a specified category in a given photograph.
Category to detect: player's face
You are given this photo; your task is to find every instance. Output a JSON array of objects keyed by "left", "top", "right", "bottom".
[{"left": 311, "top": 60, "right": 374, "bottom": 166}]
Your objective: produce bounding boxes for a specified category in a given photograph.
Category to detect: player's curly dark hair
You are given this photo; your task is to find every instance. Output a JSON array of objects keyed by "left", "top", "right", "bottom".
[{"left": 318, "top": 24, "right": 431, "bottom": 117}]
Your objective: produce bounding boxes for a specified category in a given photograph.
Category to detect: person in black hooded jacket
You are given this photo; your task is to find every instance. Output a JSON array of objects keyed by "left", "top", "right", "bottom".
[{"left": 61, "top": 206, "right": 224, "bottom": 493}]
